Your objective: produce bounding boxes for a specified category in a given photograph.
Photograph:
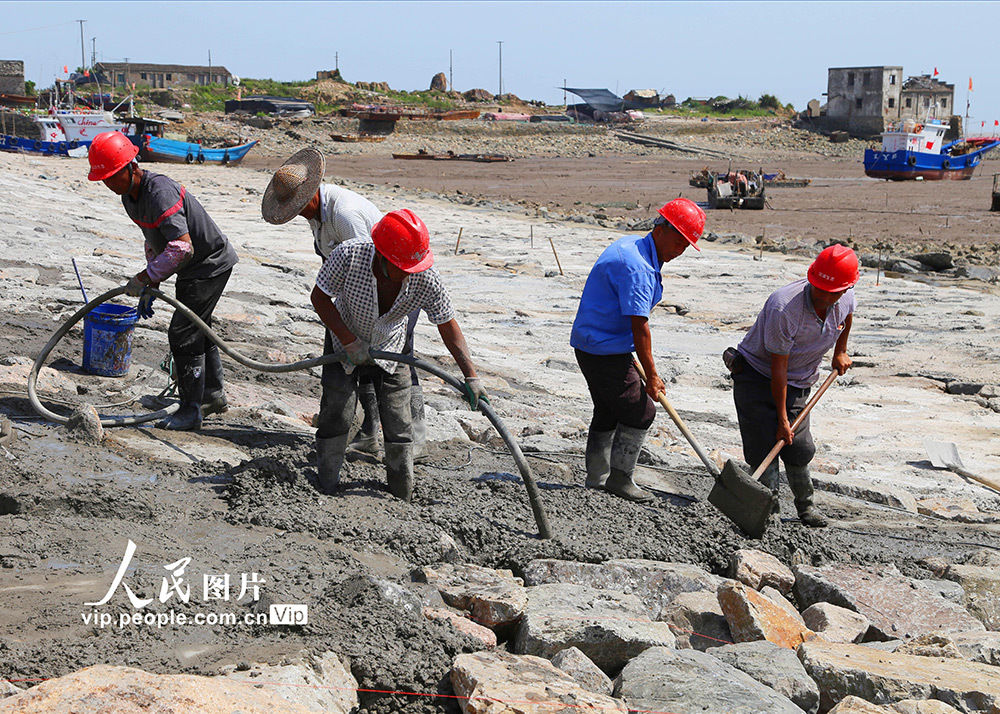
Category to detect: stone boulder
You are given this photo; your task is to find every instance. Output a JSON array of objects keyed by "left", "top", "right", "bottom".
[
  {"left": 802, "top": 602, "right": 871, "bottom": 643},
  {"left": 523, "top": 558, "right": 722, "bottom": 619},
  {"left": 793, "top": 564, "right": 984, "bottom": 640},
  {"left": 892, "top": 701, "right": 964, "bottom": 714},
  {"left": 810, "top": 473, "right": 918, "bottom": 512},
  {"left": 797, "top": 639, "right": 1000, "bottom": 712},
  {"left": 660, "top": 589, "right": 733, "bottom": 651},
  {"left": 950, "top": 630, "right": 1000, "bottom": 666},
  {"left": 429, "top": 72, "right": 448, "bottom": 92},
  {"left": 514, "top": 583, "right": 675, "bottom": 673},
  {"left": 451, "top": 650, "right": 626, "bottom": 713},
  {"left": 423, "top": 608, "right": 497, "bottom": 648},
  {"left": 222, "top": 651, "right": 358, "bottom": 713},
  {"left": 942, "top": 564, "right": 1000, "bottom": 630},
  {"left": 828, "top": 696, "right": 889, "bottom": 713},
  {"left": 895, "top": 634, "right": 964, "bottom": 660},
  {"left": 917, "top": 498, "right": 999, "bottom": 523},
  {"left": 65, "top": 404, "right": 104, "bottom": 444},
  {"left": 0, "top": 665, "right": 313, "bottom": 713},
  {"left": 910, "top": 252, "right": 954, "bottom": 271},
  {"left": 463, "top": 88, "right": 494, "bottom": 103},
  {"left": 717, "top": 581, "right": 815, "bottom": 649},
  {"left": 710, "top": 640, "right": 820, "bottom": 714},
  {"left": 730, "top": 549, "right": 795, "bottom": 595},
  {"left": 913, "top": 579, "right": 967, "bottom": 605},
  {"left": 418, "top": 563, "right": 526, "bottom": 626},
  {"left": 761, "top": 586, "right": 807, "bottom": 626},
  {"left": 614, "top": 647, "right": 802, "bottom": 714},
  {"left": 550, "top": 646, "right": 613, "bottom": 696}
]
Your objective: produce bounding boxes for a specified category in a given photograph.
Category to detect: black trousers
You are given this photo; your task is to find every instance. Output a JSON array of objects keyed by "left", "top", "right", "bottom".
[
  {"left": 168, "top": 269, "right": 231, "bottom": 359},
  {"left": 317, "top": 360, "right": 412, "bottom": 442},
  {"left": 732, "top": 363, "right": 816, "bottom": 470},
  {"left": 575, "top": 349, "right": 656, "bottom": 433}
]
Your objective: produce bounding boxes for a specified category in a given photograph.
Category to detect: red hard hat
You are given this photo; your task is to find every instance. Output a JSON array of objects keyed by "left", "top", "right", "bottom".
[
  {"left": 372, "top": 209, "right": 434, "bottom": 273},
  {"left": 657, "top": 197, "right": 706, "bottom": 251},
  {"left": 808, "top": 244, "right": 860, "bottom": 292},
  {"left": 87, "top": 131, "right": 138, "bottom": 181}
]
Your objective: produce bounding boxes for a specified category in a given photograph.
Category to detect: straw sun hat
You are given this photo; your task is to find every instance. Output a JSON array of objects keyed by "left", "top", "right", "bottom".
[{"left": 261, "top": 148, "right": 326, "bottom": 224}]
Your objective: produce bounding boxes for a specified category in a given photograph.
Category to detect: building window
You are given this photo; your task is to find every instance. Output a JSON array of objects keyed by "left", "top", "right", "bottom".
[
  {"left": 166, "top": 73, "right": 172, "bottom": 80},
  {"left": 941, "top": 98, "right": 947, "bottom": 109},
  {"left": 890, "top": 74, "right": 896, "bottom": 85},
  {"left": 856, "top": 98, "right": 863, "bottom": 110},
  {"left": 847, "top": 72, "right": 854, "bottom": 84},
  {"left": 140, "top": 72, "right": 146, "bottom": 80},
  {"left": 924, "top": 97, "right": 931, "bottom": 108},
  {"left": 118, "top": 74, "right": 125, "bottom": 84},
  {"left": 905, "top": 97, "right": 912, "bottom": 108},
  {"left": 888, "top": 97, "right": 895, "bottom": 108}
]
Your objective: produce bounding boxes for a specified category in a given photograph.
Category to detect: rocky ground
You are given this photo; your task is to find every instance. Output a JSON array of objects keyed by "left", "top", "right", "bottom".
[{"left": 0, "top": 131, "right": 999, "bottom": 713}]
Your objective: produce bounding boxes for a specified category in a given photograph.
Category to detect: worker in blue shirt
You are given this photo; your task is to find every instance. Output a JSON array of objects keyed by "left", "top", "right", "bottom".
[{"left": 571, "top": 198, "right": 706, "bottom": 501}]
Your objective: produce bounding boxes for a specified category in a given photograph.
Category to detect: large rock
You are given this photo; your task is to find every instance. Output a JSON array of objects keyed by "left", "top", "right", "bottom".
[
  {"left": 914, "top": 579, "right": 967, "bottom": 605},
  {"left": 798, "top": 639, "right": 1000, "bottom": 712},
  {"left": 0, "top": 664, "right": 313, "bottom": 713},
  {"left": 895, "top": 634, "right": 964, "bottom": 660},
  {"left": 0, "top": 363, "right": 76, "bottom": 395},
  {"left": 942, "top": 564, "right": 1000, "bottom": 630},
  {"left": 828, "top": 696, "right": 889, "bottom": 713},
  {"left": 717, "top": 581, "right": 815, "bottom": 649},
  {"left": 429, "top": 72, "right": 448, "bottom": 92},
  {"left": 614, "top": 646, "right": 802, "bottom": 714},
  {"left": 223, "top": 651, "right": 358, "bottom": 713},
  {"left": 917, "top": 497, "right": 1000, "bottom": 523},
  {"left": 550, "top": 646, "right": 613, "bottom": 696},
  {"left": 451, "top": 650, "right": 626, "bottom": 713},
  {"left": 418, "top": 563, "right": 526, "bottom": 626},
  {"left": 65, "top": 404, "right": 103, "bottom": 444},
  {"left": 424, "top": 607, "right": 497, "bottom": 648},
  {"left": 514, "top": 583, "right": 675, "bottom": 673},
  {"left": 762, "top": 586, "right": 808, "bottom": 627},
  {"left": 793, "top": 564, "right": 985, "bottom": 640},
  {"left": 730, "top": 549, "right": 795, "bottom": 595},
  {"left": 710, "top": 640, "right": 820, "bottom": 714},
  {"left": 810, "top": 473, "right": 918, "bottom": 512},
  {"left": 802, "top": 602, "right": 871, "bottom": 643},
  {"left": 950, "top": 630, "right": 1000, "bottom": 666},
  {"left": 910, "top": 252, "right": 954, "bottom": 271},
  {"left": 660, "top": 589, "right": 733, "bottom": 651},
  {"left": 522, "top": 558, "right": 722, "bottom": 619},
  {"left": 463, "top": 88, "right": 494, "bottom": 102},
  {"left": 893, "top": 701, "right": 965, "bottom": 714}
]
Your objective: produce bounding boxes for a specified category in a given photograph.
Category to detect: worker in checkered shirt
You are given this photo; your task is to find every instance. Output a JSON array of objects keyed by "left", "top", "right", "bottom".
[{"left": 310, "top": 209, "right": 488, "bottom": 501}]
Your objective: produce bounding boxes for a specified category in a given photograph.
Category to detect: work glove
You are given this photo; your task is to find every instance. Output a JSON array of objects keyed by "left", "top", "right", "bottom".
[
  {"left": 137, "top": 288, "right": 156, "bottom": 320},
  {"left": 462, "top": 377, "right": 490, "bottom": 411},
  {"left": 343, "top": 339, "right": 373, "bottom": 366},
  {"left": 124, "top": 274, "right": 147, "bottom": 297}
]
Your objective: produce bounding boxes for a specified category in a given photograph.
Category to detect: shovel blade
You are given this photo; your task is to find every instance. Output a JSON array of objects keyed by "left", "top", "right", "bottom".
[
  {"left": 709, "top": 459, "right": 775, "bottom": 539},
  {"left": 924, "top": 440, "right": 964, "bottom": 470}
]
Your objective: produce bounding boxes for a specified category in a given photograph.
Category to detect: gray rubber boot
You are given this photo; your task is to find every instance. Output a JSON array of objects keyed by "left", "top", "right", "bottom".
[
  {"left": 201, "top": 345, "right": 228, "bottom": 417},
  {"left": 758, "top": 461, "right": 781, "bottom": 514},
  {"left": 410, "top": 385, "right": 427, "bottom": 461},
  {"left": 349, "top": 380, "right": 380, "bottom": 455},
  {"left": 787, "top": 463, "right": 827, "bottom": 527},
  {"left": 384, "top": 442, "right": 414, "bottom": 502},
  {"left": 316, "top": 434, "right": 349, "bottom": 494},
  {"left": 605, "top": 424, "right": 654, "bottom": 503},
  {"left": 585, "top": 429, "right": 615, "bottom": 489},
  {"left": 158, "top": 354, "right": 204, "bottom": 431}
]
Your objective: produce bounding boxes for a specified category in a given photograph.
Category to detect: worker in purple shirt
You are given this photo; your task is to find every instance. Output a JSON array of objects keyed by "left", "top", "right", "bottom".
[
  {"left": 87, "top": 131, "right": 238, "bottom": 431},
  {"left": 729, "top": 244, "right": 858, "bottom": 528},
  {"left": 570, "top": 198, "right": 706, "bottom": 502}
]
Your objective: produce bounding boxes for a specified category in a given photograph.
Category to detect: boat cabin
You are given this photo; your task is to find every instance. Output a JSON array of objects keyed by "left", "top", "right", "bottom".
[{"left": 881, "top": 119, "right": 947, "bottom": 154}]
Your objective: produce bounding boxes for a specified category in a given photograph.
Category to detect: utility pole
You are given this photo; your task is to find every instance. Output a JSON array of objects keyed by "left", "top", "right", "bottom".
[
  {"left": 563, "top": 78, "right": 567, "bottom": 108},
  {"left": 449, "top": 49, "right": 453, "bottom": 92},
  {"left": 208, "top": 49, "right": 212, "bottom": 69},
  {"left": 335, "top": 52, "right": 339, "bottom": 71},
  {"left": 497, "top": 41, "right": 503, "bottom": 98},
  {"left": 91, "top": 38, "right": 96, "bottom": 68},
  {"left": 76, "top": 20, "right": 86, "bottom": 71}
]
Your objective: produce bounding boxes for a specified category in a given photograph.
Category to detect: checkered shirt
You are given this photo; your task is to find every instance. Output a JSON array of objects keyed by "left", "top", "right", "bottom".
[{"left": 315, "top": 238, "right": 455, "bottom": 373}]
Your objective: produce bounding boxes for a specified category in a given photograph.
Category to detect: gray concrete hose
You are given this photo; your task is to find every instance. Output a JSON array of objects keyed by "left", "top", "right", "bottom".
[{"left": 28, "top": 287, "right": 553, "bottom": 539}]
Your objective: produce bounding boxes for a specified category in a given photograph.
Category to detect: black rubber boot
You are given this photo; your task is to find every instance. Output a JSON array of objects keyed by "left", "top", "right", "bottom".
[
  {"left": 384, "top": 442, "right": 414, "bottom": 502},
  {"left": 201, "top": 345, "right": 228, "bottom": 417},
  {"left": 787, "top": 463, "right": 828, "bottom": 527},
  {"left": 158, "top": 354, "right": 205, "bottom": 431},
  {"left": 606, "top": 424, "right": 654, "bottom": 503},
  {"left": 316, "top": 434, "right": 349, "bottom": 494},
  {"left": 349, "top": 380, "right": 380, "bottom": 455},
  {"left": 758, "top": 462, "right": 781, "bottom": 514},
  {"left": 410, "top": 385, "right": 427, "bottom": 461},
  {"left": 585, "top": 429, "right": 615, "bottom": 489}
]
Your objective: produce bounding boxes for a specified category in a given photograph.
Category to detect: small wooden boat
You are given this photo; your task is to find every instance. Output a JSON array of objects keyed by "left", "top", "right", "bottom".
[
  {"left": 137, "top": 135, "right": 257, "bottom": 165},
  {"left": 437, "top": 109, "right": 480, "bottom": 120},
  {"left": 331, "top": 133, "right": 386, "bottom": 143},
  {"left": 708, "top": 170, "right": 765, "bottom": 210},
  {"left": 392, "top": 150, "right": 513, "bottom": 163}
]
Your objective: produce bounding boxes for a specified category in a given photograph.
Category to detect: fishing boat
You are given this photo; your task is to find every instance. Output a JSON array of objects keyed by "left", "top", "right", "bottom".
[
  {"left": 707, "top": 170, "right": 765, "bottom": 210},
  {"left": 135, "top": 134, "right": 258, "bottom": 165},
  {"left": 863, "top": 119, "right": 1000, "bottom": 180}
]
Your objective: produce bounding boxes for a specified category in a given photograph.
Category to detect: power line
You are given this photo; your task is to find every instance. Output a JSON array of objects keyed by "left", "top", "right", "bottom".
[{"left": 0, "top": 20, "right": 75, "bottom": 37}]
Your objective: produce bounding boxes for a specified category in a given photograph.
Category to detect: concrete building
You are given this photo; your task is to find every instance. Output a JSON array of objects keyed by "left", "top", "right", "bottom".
[
  {"left": 899, "top": 74, "right": 954, "bottom": 121},
  {"left": 0, "top": 60, "right": 25, "bottom": 95},
  {"left": 94, "top": 62, "right": 232, "bottom": 90},
  {"left": 825, "top": 66, "right": 903, "bottom": 135}
]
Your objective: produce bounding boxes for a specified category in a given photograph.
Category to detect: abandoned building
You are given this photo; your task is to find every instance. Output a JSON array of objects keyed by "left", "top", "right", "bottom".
[
  {"left": 899, "top": 74, "right": 954, "bottom": 122},
  {"left": 93, "top": 62, "right": 232, "bottom": 90},
  {"left": 0, "top": 60, "right": 25, "bottom": 95}
]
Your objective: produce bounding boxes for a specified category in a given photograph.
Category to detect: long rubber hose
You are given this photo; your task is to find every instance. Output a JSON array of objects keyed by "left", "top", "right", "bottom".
[{"left": 28, "top": 287, "right": 553, "bottom": 539}]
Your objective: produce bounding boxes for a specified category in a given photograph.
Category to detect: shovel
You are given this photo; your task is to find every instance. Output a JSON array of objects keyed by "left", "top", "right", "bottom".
[
  {"left": 715, "top": 369, "right": 839, "bottom": 538},
  {"left": 632, "top": 358, "right": 774, "bottom": 537},
  {"left": 924, "top": 441, "right": 1000, "bottom": 495}
]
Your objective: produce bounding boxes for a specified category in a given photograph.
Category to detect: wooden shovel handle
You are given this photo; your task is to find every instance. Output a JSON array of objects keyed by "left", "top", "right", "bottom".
[{"left": 751, "top": 370, "right": 838, "bottom": 480}]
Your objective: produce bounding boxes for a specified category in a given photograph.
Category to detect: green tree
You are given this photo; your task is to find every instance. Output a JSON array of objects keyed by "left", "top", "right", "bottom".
[
  {"left": 758, "top": 93, "right": 780, "bottom": 110},
  {"left": 24, "top": 80, "right": 36, "bottom": 96}
]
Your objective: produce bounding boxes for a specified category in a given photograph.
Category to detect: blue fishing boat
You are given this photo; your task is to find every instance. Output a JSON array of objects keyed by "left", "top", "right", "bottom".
[
  {"left": 864, "top": 119, "right": 1000, "bottom": 180},
  {"left": 0, "top": 133, "right": 78, "bottom": 156},
  {"left": 135, "top": 134, "right": 257, "bottom": 165}
]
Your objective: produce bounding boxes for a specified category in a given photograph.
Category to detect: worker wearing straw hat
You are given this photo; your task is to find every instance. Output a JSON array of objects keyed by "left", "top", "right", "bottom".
[{"left": 262, "top": 148, "right": 428, "bottom": 461}]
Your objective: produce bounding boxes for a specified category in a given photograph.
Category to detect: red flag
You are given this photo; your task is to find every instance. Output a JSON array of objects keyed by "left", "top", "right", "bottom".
[
  {"left": 62, "top": 65, "right": 68, "bottom": 73},
  {"left": 933, "top": 67, "right": 939, "bottom": 76},
  {"left": 995, "top": 120, "right": 999, "bottom": 126},
  {"left": 83, "top": 70, "right": 89, "bottom": 78},
  {"left": 982, "top": 121, "right": 986, "bottom": 128},
  {"left": 969, "top": 77, "right": 974, "bottom": 91}
]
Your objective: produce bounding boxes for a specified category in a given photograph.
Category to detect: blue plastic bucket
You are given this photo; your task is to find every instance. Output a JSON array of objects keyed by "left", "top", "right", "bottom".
[{"left": 82, "top": 304, "right": 139, "bottom": 377}]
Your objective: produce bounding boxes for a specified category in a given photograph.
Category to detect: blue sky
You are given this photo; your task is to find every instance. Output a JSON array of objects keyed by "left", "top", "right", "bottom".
[{"left": 5, "top": 1, "right": 1000, "bottom": 129}]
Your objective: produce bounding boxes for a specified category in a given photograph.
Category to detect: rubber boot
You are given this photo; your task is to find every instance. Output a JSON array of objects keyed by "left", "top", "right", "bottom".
[
  {"left": 758, "top": 461, "right": 781, "bottom": 514},
  {"left": 201, "top": 345, "right": 228, "bottom": 417},
  {"left": 316, "top": 434, "right": 349, "bottom": 494},
  {"left": 384, "top": 442, "right": 414, "bottom": 502},
  {"left": 410, "top": 385, "right": 427, "bottom": 461},
  {"left": 584, "top": 429, "right": 615, "bottom": 489},
  {"left": 158, "top": 354, "right": 204, "bottom": 431},
  {"left": 349, "top": 380, "right": 380, "bottom": 455},
  {"left": 605, "top": 424, "right": 654, "bottom": 503},
  {"left": 787, "top": 463, "right": 828, "bottom": 528}
]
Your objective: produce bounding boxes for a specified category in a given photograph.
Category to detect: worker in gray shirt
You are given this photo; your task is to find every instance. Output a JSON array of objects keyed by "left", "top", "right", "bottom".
[
  {"left": 729, "top": 244, "right": 858, "bottom": 528},
  {"left": 262, "top": 148, "right": 427, "bottom": 459}
]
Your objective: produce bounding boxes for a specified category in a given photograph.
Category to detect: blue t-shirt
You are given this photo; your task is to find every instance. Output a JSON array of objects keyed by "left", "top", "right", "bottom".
[{"left": 570, "top": 233, "right": 663, "bottom": 355}]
